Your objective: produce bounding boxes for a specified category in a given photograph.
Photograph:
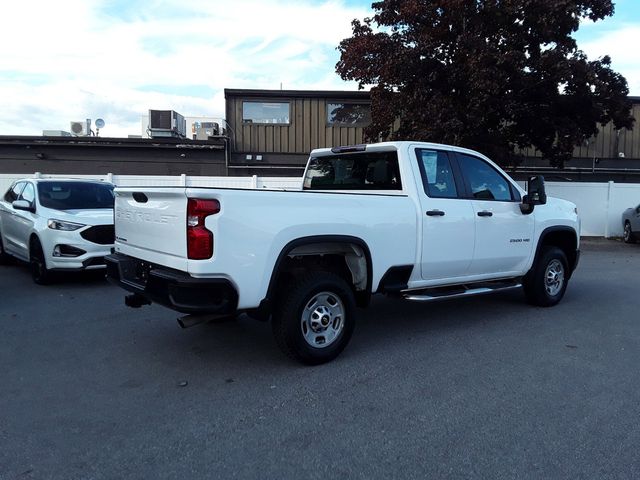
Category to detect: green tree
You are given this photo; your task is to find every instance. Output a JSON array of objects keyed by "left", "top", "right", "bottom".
[{"left": 336, "top": 0, "right": 634, "bottom": 168}]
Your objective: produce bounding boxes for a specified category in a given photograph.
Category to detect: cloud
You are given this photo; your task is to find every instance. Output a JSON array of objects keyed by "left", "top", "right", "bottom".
[
  {"left": 579, "top": 26, "right": 640, "bottom": 96},
  {"left": 1, "top": 0, "right": 637, "bottom": 138},
  {"left": 0, "top": 0, "right": 369, "bottom": 137}
]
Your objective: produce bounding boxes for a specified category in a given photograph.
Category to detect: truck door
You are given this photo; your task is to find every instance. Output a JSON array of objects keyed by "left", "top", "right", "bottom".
[
  {"left": 454, "top": 152, "right": 534, "bottom": 276},
  {"left": 415, "top": 148, "right": 475, "bottom": 281}
]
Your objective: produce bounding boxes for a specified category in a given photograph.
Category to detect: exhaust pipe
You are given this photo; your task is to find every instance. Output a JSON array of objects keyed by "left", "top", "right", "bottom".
[{"left": 124, "top": 294, "right": 151, "bottom": 308}]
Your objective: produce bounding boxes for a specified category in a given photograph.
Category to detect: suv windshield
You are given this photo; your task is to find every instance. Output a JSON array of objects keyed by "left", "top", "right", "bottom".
[
  {"left": 38, "top": 182, "right": 114, "bottom": 210},
  {"left": 303, "top": 151, "right": 401, "bottom": 191}
]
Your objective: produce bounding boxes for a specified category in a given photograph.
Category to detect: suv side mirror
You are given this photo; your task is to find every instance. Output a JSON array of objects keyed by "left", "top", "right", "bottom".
[
  {"left": 520, "top": 175, "right": 547, "bottom": 214},
  {"left": 12, "top": 200, "right": 35, "bottom": 213}
]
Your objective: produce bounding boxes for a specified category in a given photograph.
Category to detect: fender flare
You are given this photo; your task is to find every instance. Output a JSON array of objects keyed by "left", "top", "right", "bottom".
[
  {"left": 258, "top": 235, "right": 373, "bottom": 313},
  {"left": 532, "top": 226, "right": 579, "bottom": 275}
]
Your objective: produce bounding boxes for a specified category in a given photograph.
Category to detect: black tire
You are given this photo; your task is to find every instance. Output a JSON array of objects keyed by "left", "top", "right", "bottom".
[
  {"left": 623, "top": 221, "right": 635, "bottom": 244},
  {"left": 0, "top": 229, "right": 11, "bottom": 265},
  {"left": 272, "top": 271, "right": 356, "bottom": 365},
  {"left": 30, "top": 237, "right": 53, "bottom": 285},
  {"left": 523, "top": 246, "right": 569, "bottom": 307}
]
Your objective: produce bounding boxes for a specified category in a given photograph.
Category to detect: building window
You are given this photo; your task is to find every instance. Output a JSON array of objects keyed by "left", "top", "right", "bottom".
[
  {"left": 242, "top": 102, "right": 290, "bottom": 124},
  {"left": 326, "top": 102, "right": 371, "bottom": 126}
]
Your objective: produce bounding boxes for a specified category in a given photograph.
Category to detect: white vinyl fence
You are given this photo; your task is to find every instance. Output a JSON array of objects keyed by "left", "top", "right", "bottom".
[
  {"left": 0, "top": 173, "right": 302, "bottom": 194},
  {"left": 1, "top": 173, "right": 638, "bottom": 237},
  {"left": 516, "top": 181, "right": 637, "bottom": 237},
  {"left": 546, "top": 181, "right": 639, "bottom": 237}
]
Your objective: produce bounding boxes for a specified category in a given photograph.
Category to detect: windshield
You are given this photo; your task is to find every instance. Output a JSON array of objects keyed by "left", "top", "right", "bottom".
[
  {"left": 303, "top": 151, "right": 402, "bottom": 190},
  {"left": 38, "top": 182, "right": 114, "bottom": 210}
]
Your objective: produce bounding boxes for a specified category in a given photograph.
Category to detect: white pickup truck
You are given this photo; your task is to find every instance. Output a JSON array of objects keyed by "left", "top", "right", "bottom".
[{"left": 106, "top": 141, "right": 580, "bottom": 364}]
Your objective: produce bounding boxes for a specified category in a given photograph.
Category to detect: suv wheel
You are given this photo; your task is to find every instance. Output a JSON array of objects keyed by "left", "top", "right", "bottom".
[
  {"left": 523, "top": 246, "right": 569, "bottom": 307},
  {"left": 272, "top": 271, "right": 356, "bottom": 365},
  {"left": 30, "top": 237, "right": 53, "bottom": 285}
]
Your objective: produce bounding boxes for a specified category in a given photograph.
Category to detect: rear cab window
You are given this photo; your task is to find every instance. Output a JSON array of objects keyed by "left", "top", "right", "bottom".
[{"left": 303, "top": 151, "right": 402, "bottom": 191}]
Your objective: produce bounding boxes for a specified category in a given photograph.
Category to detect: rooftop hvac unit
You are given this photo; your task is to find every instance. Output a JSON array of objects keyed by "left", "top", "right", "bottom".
[
  {"left": 43, "top": 130, "right": 72, "bottom": 137},
  {"left": 148, "top": 110, "right": 186, "bottom": 138},
  {"left": 70, "top": 119, "right": 91, "bottom": 136},
  {"left": 194, "top": 122, "right": 220, "bottom": 140}
]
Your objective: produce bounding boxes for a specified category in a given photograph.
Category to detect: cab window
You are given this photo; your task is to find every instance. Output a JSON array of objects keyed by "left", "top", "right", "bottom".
[
  {"left": 457, "top": 153, "right": 514, "bottom": 201},
  {"left": 4, "top": 182, "right": 25, "bottom": 203},
  {"left": 416, "top": 149, "right": 458, "bottom": 198}
]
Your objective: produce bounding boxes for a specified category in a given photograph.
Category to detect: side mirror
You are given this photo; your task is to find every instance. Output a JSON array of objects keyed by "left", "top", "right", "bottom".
[
  {"left": 12, "top": 200, "right": 35, "bottom": 213},
  {"left": 520, "top": 175, "right": 547, "bottom": 214}
]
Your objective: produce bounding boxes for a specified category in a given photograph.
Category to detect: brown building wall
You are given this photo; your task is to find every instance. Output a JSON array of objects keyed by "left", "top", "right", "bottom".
[
  {"left": 519, "top": 99, "right": 640, "bottom": 161},
  {"left": 225, "top": 89, "right": 370, "bottom": 155}
]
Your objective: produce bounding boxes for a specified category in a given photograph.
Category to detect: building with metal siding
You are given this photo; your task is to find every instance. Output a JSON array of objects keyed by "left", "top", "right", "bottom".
[
  {"left": 225, "top": 89, "right": 640, "bottom": 178},
  {"left": 224, "top": 89, "right": 371, "bottom": 174},
  {"left": 515, "top": 97, "right": 640, "bottom": 162}
]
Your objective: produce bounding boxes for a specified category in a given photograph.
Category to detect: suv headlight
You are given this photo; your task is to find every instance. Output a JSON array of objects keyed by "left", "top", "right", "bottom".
[{"left": 47, "top": 219, "right": 85, "bottom": 231}]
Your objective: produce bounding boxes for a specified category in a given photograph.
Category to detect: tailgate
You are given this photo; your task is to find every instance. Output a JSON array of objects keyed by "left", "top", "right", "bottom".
[{"left": 114, "top": 188, "right": 188, "bottom": 267}]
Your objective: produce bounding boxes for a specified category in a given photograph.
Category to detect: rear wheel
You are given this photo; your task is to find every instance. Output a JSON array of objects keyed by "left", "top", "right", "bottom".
[
  {"left": 30, "top": 237, "right": 53, "bottom": 285},
  {"left": 623, "top": 221, "right": 635, "bottom": 244},
  {"left": 272, "top": 271, "right": 356, "bottom": 365},
  {"left": 523, "top": 246, "right": 569, "bottom": 307}
]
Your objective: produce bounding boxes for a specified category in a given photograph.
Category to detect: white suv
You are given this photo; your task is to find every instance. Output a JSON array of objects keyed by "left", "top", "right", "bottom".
[{"left": 0, "top": 179, "right": 115, "bottom": 284}]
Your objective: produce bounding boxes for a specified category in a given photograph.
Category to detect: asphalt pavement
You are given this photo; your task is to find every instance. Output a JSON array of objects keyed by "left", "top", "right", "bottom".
[{"left": 1, "top": 239, "right": 639, "bottom": 479}]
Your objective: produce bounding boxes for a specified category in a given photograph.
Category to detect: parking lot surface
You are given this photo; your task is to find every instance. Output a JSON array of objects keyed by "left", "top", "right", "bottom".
[{"left": 1, "top": 239, "right": 640, "bottom": 479}]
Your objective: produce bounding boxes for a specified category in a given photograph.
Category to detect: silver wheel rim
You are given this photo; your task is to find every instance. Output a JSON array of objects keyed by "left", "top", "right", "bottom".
[
  {"left": 544, "top": 259, "right": 565, "bottom": 297},
  {"left": 301, "top": 291, "right": 345, "bottom": 349},
  {"left": 624, "top": 224, "right": 631, "bottom": 241}
]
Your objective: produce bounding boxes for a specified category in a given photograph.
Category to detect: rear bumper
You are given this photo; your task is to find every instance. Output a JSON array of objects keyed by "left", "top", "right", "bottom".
[{"left": 105, "top": 253, "right": 238, "bottom": 314}]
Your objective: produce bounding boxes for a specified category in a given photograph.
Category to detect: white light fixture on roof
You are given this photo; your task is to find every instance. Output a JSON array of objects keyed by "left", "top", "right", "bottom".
[{"left": 95, "top": 118, "right": 105, "bottom": 137}]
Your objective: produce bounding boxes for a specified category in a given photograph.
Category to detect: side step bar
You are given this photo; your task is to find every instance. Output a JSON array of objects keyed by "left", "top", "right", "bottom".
[{"left": 402, "top": 280, "right": 522, "bottom": 302}]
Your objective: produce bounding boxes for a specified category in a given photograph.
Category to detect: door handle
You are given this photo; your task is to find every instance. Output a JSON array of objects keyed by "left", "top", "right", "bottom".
[
  {"left": 477, "top": 211, "right": 493, "bottom": 217},
  {"left": 426, "top": 210, "right": 445, "bottom": 216}
]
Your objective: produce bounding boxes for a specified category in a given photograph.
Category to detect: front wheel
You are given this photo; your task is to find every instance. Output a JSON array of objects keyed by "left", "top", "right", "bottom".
[
  {"left": 272, "top": 271, "right": 356, "bottom": 365},
  {"left": 30, "top": 238, "right": 53, "bottom": 285},
  {"left": 523, "top": 246, "right": 569, "bottom": 307}
]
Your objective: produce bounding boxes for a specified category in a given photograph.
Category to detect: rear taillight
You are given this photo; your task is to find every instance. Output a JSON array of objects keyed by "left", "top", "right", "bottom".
[{"left": 187, "top": 198, "right": 220, "bottom": 260}]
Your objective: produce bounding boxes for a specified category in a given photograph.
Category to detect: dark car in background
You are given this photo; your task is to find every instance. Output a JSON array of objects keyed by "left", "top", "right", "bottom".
[{"left": 622, "top": 204, "right": 640, "bottom": 243}]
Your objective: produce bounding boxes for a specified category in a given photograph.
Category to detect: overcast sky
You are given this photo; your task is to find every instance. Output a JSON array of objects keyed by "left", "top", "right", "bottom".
[{"left": 1, "top": 0, "right": 638, "bottom": 138}]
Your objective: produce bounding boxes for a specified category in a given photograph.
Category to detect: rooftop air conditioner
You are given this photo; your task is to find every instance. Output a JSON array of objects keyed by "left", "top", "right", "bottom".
[
  {"left": 148, "top": 110, "right": 186, "bottom": 138},
  {"left": 70, "top": 120, "right": 91, "bottom": 136},
  {"left": 194, "top": 122, "right": 220, "bottom": 140}
]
